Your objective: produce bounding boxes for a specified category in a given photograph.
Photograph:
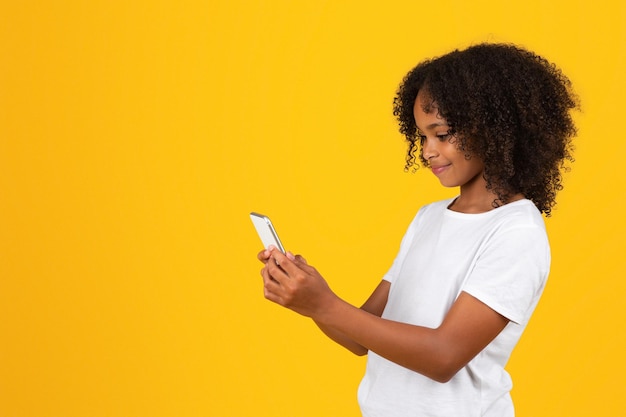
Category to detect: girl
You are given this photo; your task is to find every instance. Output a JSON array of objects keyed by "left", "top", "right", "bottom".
[{"left": 257, "top": 43, "right": 578, "bottom": 417}]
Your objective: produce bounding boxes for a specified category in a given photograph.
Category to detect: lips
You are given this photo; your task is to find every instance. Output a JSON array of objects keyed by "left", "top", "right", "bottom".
[{"left": 431, "top": 164, "right": 450, "bottom": 176}]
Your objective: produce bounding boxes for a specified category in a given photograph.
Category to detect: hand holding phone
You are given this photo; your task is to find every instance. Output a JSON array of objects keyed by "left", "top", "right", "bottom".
[{"left": 250, "top": 212, "right": 285, "bottom": 253}]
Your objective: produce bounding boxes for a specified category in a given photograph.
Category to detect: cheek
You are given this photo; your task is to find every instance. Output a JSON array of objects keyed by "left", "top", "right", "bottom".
[
  {"left": 467, "top": 160, "right": 485, "bottom": 177},
  {"left": 453, "top": 153, "right": 483, "bottom": 175}
]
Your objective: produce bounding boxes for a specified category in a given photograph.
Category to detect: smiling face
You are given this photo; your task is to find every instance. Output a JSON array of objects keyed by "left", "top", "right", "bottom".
[{"left": 413, "top": 90, "right": 486, "bottom": 193}]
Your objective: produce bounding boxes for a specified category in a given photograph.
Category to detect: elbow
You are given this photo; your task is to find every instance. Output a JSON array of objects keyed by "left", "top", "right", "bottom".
[
  {"left": 429, "top": 368, "right": 458, "bottom": 384},
  {"left": 351, "top": 346, "right": 369, "bottom": 357},
  {"left": 422, "top": 351, "right": 465, "bottom": 383}
]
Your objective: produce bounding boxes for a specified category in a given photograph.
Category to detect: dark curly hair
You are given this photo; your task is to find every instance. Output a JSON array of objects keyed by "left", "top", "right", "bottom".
[{"left": 393, "top": 43, "right": 579, "bottom": 216}]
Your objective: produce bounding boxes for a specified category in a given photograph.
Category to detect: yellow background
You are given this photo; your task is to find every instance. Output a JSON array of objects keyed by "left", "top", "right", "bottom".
[{"left": 1, "top": 1, "right": 624, "bottom": 416}]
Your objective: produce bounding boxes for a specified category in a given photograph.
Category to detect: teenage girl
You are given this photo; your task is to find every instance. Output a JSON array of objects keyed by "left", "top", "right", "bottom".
[{"left": 257, "top": 43, "right": 578, "bottom": 417}]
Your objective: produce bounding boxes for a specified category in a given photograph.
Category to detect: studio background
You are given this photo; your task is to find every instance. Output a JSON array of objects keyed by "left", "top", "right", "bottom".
[{"left": 1, "top": 1, "right": 624, "bottom": 416}]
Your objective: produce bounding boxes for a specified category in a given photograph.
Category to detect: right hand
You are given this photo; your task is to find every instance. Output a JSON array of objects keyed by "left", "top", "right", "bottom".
[{"left": 257, "top": 247, "right": 337, "bottom": 319}]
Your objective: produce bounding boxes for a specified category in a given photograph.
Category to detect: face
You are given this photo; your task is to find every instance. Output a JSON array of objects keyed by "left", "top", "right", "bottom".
[{"left": 413, "top": 90, "right": 485, "bottom": 191}]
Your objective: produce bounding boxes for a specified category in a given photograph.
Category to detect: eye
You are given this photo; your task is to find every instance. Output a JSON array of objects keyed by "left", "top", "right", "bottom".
[{"left": 437, "top": 132, "right": 451, "bottom": 141}]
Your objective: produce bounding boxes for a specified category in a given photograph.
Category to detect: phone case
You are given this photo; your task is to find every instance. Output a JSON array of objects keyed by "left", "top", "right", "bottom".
[{"left": 250, "top": 212, "right": 285, "bottom": 253}]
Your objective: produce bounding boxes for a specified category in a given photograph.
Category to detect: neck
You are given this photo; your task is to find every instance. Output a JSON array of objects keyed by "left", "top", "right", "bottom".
[
  {"left": 447, "top": 173, "right": 495, "bottom": 213},
  {"left": 448, "top": 194, "right": 497, "bottom": 213},
  {"left": 450, "top": 187, "right": 525, "bottom": 214}
]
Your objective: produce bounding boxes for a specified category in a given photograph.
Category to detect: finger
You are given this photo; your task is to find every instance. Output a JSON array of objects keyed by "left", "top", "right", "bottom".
[
  {"left": 285, "top": 251, "right": 306, "bottom": 263},
  {"left": 263, "top": 286, "right": 283, "bottom": 305},
  {"left": 260, "top": 265, "right": 271, "bottom": 280},
  {"left": 268, "top": 250, "right": 304, "bottom": 278},
  {"left": 261, "top": 266, "right": 285, "bottom": 303},
  {"left": 257, "top": 249, "right": 271, "bottom": 263},
  {"left": 261, "top": 265, "right": 281, "bottom": 288},
  {"left": 289, "top": 253, "right": 314, "bottom": 274},
  {"left": 265, "top": 255, "right": 291, "bottom": 284},
  {"left": 272, "top": 250, "right": 316, "bottom": 278}
]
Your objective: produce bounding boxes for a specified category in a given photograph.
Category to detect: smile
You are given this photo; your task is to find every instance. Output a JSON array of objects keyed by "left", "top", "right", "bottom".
[{"left": 431, "top": 164, "right": 450, "bottom": 176}]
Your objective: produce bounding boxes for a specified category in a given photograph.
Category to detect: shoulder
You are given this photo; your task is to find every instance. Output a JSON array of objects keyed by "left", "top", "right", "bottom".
[
  {"left": 394, "top": 198, "right": 456, "bottom": 243},
  {"left": 482, "top": 200, "right": 550, "bottom": 261},
  {"left": 417, "top": 197, "right": 456, "bottom": 217},
  {"left": 407, "top": 197, "right": 456, "bottom": 229},
  {"left": 490, "top": 199, "right": 546, "bottom": 231}
]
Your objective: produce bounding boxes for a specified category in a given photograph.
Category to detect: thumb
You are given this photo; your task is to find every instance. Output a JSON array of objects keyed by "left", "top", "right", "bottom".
[{"left": 287, "top": 251, "right": 308, "bottom": 265}]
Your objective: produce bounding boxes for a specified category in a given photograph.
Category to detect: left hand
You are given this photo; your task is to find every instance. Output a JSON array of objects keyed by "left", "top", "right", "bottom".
[{"left": 260, "top": 248, "right": 338, "bottom": 318}]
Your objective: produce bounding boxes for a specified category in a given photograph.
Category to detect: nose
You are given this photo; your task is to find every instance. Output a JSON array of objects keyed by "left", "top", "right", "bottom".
[{"left": 421, "top": 136, "right": 438, "bottom": 162}]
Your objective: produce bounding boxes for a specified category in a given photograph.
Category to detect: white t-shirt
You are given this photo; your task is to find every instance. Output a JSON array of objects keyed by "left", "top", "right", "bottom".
[{"left": 358, "top": 198, "right": 550, "bottom": 417}]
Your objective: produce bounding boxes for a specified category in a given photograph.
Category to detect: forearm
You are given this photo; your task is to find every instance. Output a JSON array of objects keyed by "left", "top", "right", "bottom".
[
  {"left": 313, "top": 280, "right": 390, "bottom": 356},
  {"left": 314, "top": 297, "right": 453, "bottom": 382},
  {"left": 313, "top": 318, "right": 368, "bottom": 356}
]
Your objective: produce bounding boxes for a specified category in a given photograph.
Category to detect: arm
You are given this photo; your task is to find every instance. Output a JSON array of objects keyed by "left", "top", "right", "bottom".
[
  {"left": 258, "top": 249, "right": 389, "bottom": 356},
  {"left": 313, "top": 279, "right": 390, "bottom": 356},
  {"left": 262, "top": 249, "right": 508, "bottom": 383}
]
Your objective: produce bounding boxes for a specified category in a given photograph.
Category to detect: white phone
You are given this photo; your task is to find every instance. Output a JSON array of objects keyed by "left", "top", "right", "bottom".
[{"left": 250, "top": 212, "right": 285, "bottom": 253}]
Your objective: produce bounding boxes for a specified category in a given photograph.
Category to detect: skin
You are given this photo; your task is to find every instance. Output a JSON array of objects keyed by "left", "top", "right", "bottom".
[
  {"left": 414, "top": 90, "right": 495, "bottom": 213},
  {"left": 257, "top": 90, "right": 518, "bottom": 383}
]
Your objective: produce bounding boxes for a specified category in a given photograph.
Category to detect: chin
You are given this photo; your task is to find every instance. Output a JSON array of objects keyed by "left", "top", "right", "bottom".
[{"left": 438, "top": 180, "right": 460, "bottom": 188}]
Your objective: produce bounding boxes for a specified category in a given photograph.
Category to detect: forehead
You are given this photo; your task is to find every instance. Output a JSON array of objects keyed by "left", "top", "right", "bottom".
[
  {"left": 413, "top": 90, "right": 447, "bottom": 129},
  {"left": 414, "top": 89, "right": 437, "bottom": 114}
]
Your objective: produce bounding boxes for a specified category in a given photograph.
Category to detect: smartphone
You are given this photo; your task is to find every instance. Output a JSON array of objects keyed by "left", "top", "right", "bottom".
[{"left": 250, "top": 212, "right": 285, "bottom": 253}]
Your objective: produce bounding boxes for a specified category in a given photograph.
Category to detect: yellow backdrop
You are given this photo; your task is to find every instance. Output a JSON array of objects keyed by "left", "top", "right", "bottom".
[{"left": 1, "top": 1, "right": 624, "bottom": 416}]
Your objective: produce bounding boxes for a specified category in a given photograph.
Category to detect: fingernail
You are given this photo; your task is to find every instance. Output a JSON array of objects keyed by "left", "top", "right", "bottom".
[{"left": 286, "top": 251, "right": 295, "bottom": 261}]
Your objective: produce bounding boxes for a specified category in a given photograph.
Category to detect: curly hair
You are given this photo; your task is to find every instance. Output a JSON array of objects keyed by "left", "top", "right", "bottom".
[{"left": 393, "top": 43, "right": 579, "bottom": 216}]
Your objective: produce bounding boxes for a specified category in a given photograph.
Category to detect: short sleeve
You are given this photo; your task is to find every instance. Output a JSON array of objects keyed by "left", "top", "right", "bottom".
[
  {"left": 382, "top": 209, "right": 424, "bottom": 284},
  {"left": 462, "top": 224, "right": 550, "bottom": 325}
]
